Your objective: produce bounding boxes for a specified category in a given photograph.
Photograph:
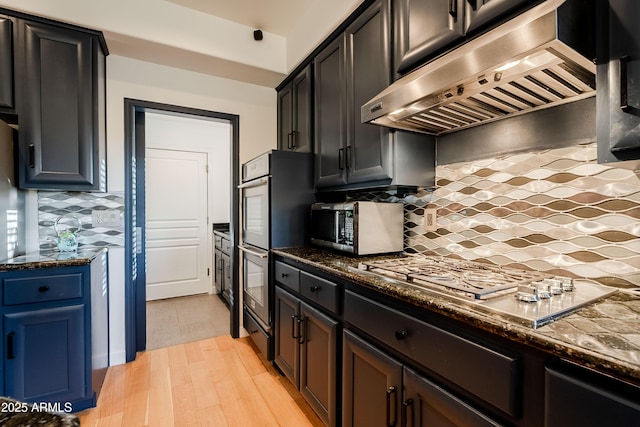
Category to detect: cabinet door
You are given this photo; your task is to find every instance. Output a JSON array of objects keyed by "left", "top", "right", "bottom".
[
  {"left": 277, "top": 82, "right": 293, "bottom": 151},
  {"left": 291, "top": 65, "right": 313, "bottom": 153},
  {"left": 345, "top": 0, "right": 393, "bottom": 185},
  {"left": 544, "top": 365, "right": 640, "bottom": 427},
  {"left": 0, "top": 16, "right": 13, "bottom": 110},
  {"left": 214, "top": 248, "right": 223, "bottom": 294},
  {"left": 222, "top": 252, "right": 230, "bottom": 299},
  {"left": 464, "top": 0, "right": 536, "bottom": 33},
  {"left": 596, "top": 0, "right": 640, "bottom": 164},
  {"left": 299, "top": 301, "right": 338, "bottom": 427},
  {"left": 342, "top": 329, "right": 403, "bottom": 427},
  {"left": 4, "top": 305, "right": 86, "bottom": 406},
  {"left": 394, "top": 0, "right": 465, "bottom": 75},
  {"left": 274, "top": 287, "right": 300, "bottom": 387},
  {"left": 18, "top": 21, "right": 97, "bottom": 190},
  {"left": 314, "top": 35, "right": 347, "bottom": 188},
  {"left": 403, "top": 367, "right": 501, "bottom": 427}
]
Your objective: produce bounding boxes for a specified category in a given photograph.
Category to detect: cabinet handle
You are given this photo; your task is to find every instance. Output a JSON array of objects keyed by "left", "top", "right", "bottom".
[
  {"left": 467, "top": 0, "right": 478, "bottom": 11},
  {"left": 401, "top": 399, "right": 414, "bottom": 427},
  {"left": 395, "top": 329, "right": 409, "bottom": 340},
  {"left": 310, "top": 285, "right": 319, "bottom": 293},
  {"left": 28, "top": 144, "right": 35, "bottom": 168},
  {"left": 448, "top": 0, "right": 457, "bottom": 19},
  {"left": 38, "top": 286, "right": 49, "bottom": 293},
  {"left": 338, "top": 148, "right": 345, "bottom": 170},
  {"left": 620, "top": 56, "right": 631, "bottom": 112},
  {"left": 297, "top": 316, "right": 306, "bottom": 344},
  {"left": 287, "top": 132, "right": 293, "bottom": 149},
  {"left": 345, "top": 145, "right": 352, "bottom": 170},
  {"left": 291, "top": 130, "right": 297, "bottom": 149},
  {"left": 291, "top": 315, "right": 299, "bottom": 339},
  {"left": 386, "top": 386, "right": 398, "bottom": 427},
  {"left": 7, "top": 332, "right": 15, "bottom": 360}
]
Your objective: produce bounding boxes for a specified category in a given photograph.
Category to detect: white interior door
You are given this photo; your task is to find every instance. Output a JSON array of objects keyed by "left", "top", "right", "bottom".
[{"left": 146, "top": 148, "right": 210, "bottom": 301}]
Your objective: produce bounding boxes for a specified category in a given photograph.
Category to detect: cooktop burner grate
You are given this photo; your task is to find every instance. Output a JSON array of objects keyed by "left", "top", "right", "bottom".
[{"left": 358, "top": 256, "right": 548, "bottom": 299}]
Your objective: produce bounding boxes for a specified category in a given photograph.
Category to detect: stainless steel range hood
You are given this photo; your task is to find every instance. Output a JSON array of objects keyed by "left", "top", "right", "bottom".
[{"left": 362, "top": 0, "right": 595, "bottom": 135}]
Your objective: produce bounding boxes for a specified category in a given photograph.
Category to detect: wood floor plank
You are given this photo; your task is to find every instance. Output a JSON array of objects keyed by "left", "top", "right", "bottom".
[{"left": 77, "top": 335, "right": 321, "bottom": 427}]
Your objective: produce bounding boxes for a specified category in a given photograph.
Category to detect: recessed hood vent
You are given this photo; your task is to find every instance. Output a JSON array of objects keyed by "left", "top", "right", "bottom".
[{"left": 362, "top": 0, "right": 595, "bottom": 135}]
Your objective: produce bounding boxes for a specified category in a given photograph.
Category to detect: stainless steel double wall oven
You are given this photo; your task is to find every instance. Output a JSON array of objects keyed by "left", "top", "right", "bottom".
[{"left": 239, "top": 150, "right": 314, "bottom": 359}]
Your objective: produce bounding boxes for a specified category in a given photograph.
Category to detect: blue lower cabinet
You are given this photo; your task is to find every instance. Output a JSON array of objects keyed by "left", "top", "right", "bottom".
[
  {"left": 0, "top": 255, "right": 108, "bottom": 413},
  {"left": 4, "top": 305, "right": 87, "bottom": 411}
]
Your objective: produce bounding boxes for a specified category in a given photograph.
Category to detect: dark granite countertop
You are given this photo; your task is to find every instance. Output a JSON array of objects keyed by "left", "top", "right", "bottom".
[
  {"left": 272, "top": 246, "right": 640, "bottom": 385},
  {"left": 0, "top": 248, "right": 108, "bottom": 272},
  {"left": 0, "top": 396, "right": 79, "bottom": 426}
]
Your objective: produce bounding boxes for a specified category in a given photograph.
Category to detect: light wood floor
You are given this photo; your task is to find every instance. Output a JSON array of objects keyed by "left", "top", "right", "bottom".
[{"left": 77, "top": 335, "right": 324, "bottom": 427}]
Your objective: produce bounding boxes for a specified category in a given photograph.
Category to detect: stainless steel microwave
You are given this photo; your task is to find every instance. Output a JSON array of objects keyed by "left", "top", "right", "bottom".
[{"left": 310, "top": 201, "right": 404, "bottom": 255}]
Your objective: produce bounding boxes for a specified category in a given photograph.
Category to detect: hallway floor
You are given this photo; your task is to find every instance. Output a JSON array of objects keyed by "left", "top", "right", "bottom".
[{"left": 146, "top": 293, "right": 230, "bottom": 351}]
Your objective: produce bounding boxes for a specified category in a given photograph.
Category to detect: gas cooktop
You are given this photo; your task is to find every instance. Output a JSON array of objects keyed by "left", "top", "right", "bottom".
[{"left": 355, "top": 255, "right": 617, "bottom": 328}]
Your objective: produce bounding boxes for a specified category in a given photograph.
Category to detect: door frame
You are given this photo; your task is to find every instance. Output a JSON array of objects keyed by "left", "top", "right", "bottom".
[{"left": 124, "top": 98, "right": 240, "bottom": 361}]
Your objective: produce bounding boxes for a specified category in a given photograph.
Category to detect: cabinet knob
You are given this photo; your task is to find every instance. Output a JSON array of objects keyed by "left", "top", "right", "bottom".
[
  {"left": 38, "top": 286, "right": 49, "bottom": 293},
  {"left": 395, "top": 329, "right": 409, "bottom": 340},
  {"left": 310, "top": 286, "right": 319, "bottom": 293},
  {"left": 281, "top": 272, "right": 288, "bottom": 278}
]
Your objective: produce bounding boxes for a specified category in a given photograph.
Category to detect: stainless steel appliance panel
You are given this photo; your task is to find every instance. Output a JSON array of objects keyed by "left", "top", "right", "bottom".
[
  {"left": 240, "top": 176, "right": 270, "bottom": 250},
  {"left": 240, "top": 244, "right": 270, "bottom": 329}
]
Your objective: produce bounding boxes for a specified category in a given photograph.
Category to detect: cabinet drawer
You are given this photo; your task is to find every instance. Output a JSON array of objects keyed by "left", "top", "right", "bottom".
[
  {"left": 3, "top": 273, "right": 84, "bottom": 305},
  {"left": 275, "top": 261, "right": 300, "bottom": 292},
  {"left": 300, "top": 271, "right": 340, "bottom": 314},
  {"left": 222, "top": 238, "right": 231, "bottom": 254},
  {"left": 344, "top": 290, "right": 520, "bottom": 417},
  {"left": 214, "top": 235, "right": 222, "bottom": 249}
]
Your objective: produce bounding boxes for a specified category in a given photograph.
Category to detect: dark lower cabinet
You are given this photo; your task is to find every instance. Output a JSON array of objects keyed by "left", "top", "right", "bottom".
[
  {"left": 403, "top": 367, "right": 502, "bottom": 427},
  {"left": 342, "top": 329, "right": 402, "bottom": 427},
  {"left": 274, "top": 286, "right": 338, "bottom": 426},
  {"left": 0, "top": 15, "right": 14, "bottom": 111},
  {"left": 343, "top": 329, "right": 501, "bottom": 427},
  {"left": 544, "top": 362, "right": 640, "bottom": 427},
  {"left": 4, "top": 305, "right": 86, "bottom": 406}
]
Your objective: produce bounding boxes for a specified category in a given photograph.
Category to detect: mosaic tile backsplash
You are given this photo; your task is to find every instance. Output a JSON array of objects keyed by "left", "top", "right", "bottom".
[
  {"left": 38, "top": 191, "right": 125, "bottom": 250},
  {"left": 364, "top": 143, "right": 640, "bottom": 289}
]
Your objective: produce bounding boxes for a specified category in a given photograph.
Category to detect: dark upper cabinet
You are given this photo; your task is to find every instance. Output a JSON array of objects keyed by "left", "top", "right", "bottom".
[
  {"left": 394, "top": 0, "right": 465, "bottom": 75},
  {"left": 314, "top": 0, "right": 435, "bottom": 190},
  {"left": 597, "top": 0, "right": 640, "bottom": 166},
  {"left": 345, "top": 0, "right": 393, "bottom": 185},
  {"left": 16, "top": 19, "right": 107, "bottom": 191},
  {"left": 464, "top": 0, "right": 537, "bottom": 34},
  {"left": 278, "top": 65, "right": 312, "bottom": 153},
  {"left": 314, "top": 35, "right": 347, "bottom": 187},
  {"left": 0, "top": 15, "right": 14, "bottom": 111},
  {"left": 394, "top": 0, "right": 538, "bottom": 76}
]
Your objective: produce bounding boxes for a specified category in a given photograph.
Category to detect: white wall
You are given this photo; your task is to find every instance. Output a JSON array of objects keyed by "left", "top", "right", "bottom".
[{"left": 106, "top": 55, "right": 276, "bottom": 364}]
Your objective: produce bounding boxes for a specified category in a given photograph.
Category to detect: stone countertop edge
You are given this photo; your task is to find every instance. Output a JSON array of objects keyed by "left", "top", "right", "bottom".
[
  {"left": 272, "top": 247, "right": 640, "bottom": 386},
  {"left": 0, "top": 396, "right": 79, "bottom": 426},
  {"left": 0, "top": 248, "right": 108, "bottom": 272}
]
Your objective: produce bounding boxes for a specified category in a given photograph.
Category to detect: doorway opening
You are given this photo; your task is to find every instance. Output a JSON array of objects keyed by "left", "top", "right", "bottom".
[{"left": 124, "top": 99, "right": 240, "bottom": 362}]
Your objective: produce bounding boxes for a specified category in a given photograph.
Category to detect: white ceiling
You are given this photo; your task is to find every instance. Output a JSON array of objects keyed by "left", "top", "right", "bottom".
[{"left": 165, "top": 0, "right": 316, "bottom": 37}]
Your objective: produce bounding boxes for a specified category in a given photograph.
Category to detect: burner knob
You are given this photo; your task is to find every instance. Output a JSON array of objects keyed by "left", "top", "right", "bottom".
[
  {"left": 516, "top": 285, "right": 538, "bottom": 302},
  {"left": 555, "top": 276, "right": 574, "bottom": 292},
  {"left": 534, "top": 281, "right": 552, "bottom": 299},
  {"left": 543, "top": 278, "right": 563, "bottom": 295}
]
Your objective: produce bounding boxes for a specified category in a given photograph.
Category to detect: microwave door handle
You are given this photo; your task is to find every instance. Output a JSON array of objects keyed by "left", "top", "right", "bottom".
[
  {"left": 237, "top": 177, "right": 269, "bottom": 189},
  {"left": 238, "top": 245, "right": 269, "bottom": 258}
]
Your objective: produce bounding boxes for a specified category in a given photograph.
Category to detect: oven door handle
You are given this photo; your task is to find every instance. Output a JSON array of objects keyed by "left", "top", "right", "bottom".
[
  {"left": 238, "top": 245, "right": 269, "bottom": 258},
  {"left": 237, "top": 177, "right": 269, "bottom": 189}
]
